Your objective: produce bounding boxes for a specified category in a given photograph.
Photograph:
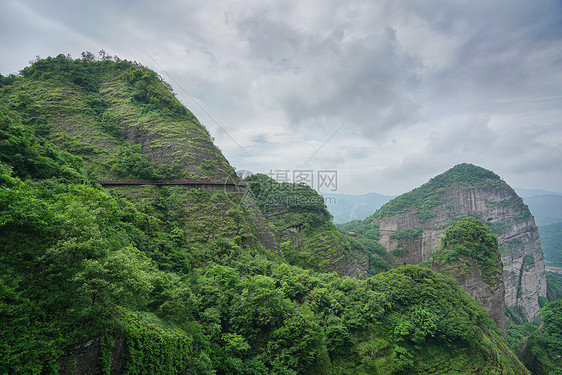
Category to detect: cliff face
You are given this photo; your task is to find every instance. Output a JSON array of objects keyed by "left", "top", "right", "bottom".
[
  {"left": 59, "top": 338, "right": 126, "bottom": 375},
  {"left": 372, "top": 164, "right": 546, "bottom": 321},
  {"left": 433, "top": 257, "right": 506, "bottom": 331},
  {"left": 430, "top": 217, "right": 506, "bottom": 332}
]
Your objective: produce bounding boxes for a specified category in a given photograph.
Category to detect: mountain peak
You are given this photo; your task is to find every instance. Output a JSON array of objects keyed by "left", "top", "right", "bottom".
[
  {"left": 371, "top": 163, "right": 504, "bottom": 222},
  {"left": 430, "top": 163, "right": 501, "bottom": 186},
  {"left": 4, "top": 54, "right": 235, "bottom": 182},
  {"left": 363, "top": 163, "right": 546, "bottom": 322}
]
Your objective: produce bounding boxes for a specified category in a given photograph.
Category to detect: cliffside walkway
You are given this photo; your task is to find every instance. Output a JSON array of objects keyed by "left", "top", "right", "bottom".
[{"left": 99, "top": 180, "right": 246, "bottom": 187}]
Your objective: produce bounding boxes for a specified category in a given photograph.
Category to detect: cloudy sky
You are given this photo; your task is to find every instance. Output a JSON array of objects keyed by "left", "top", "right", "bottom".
[{"left": 1, "top": 0, "right": 561, "bottom": 195}]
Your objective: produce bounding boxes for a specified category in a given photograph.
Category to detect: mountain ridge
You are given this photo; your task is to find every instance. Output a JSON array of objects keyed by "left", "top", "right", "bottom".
[
  {"left": 514, "top": 187, "right": 562, "bottom": 198},
  {"left": 0, "top": 55, "right": 537, "bottom": 374},
  {"left": 346, "top": 163, "right": 547, "bottom": 322}
]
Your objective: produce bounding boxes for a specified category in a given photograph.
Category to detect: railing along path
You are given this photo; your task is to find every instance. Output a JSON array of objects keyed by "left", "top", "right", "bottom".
[{"left": 99, "top": 180, "right": 246, "bottom": 187}]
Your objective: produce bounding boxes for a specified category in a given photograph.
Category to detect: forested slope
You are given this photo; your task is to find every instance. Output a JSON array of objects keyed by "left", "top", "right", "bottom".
[
  {"left": 244, "top": 173, "right": 392, "bottom": 277},
  {"left": 0, "top": 55, "right": 530, "bottom": 374}
]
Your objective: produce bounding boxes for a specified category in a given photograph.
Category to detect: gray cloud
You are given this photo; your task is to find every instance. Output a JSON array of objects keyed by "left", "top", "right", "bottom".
[{"left": 1, "top": 0, "right": 561, "bottom": 194}]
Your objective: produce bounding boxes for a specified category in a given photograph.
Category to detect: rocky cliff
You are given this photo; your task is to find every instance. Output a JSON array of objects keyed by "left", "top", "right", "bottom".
[
  {"left": 431, "top": 217, "right": 506, "bottom": 332},
  {"left": 369, "top": 164, "right": 546, "bottom": 321}
]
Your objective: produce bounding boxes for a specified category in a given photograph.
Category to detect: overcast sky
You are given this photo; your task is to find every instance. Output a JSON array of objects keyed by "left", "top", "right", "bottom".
[{"left": 1, "top": 0, "right": 561, "bottom": 195}]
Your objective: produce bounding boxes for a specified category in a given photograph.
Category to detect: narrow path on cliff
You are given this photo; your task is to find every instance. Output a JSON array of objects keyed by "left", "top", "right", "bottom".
[{"left": 98, "top": 180, "right": 246, "bottom": 187}]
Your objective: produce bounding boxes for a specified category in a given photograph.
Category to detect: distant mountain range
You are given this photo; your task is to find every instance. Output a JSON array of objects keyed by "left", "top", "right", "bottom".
[
  {"left": 326, "top": 187, "right": 562, "bottom": 226},
  {"left": 521, "top": 195, "right": 562, "bottom": 226},
  {"left": 514, "top": 187, "right": 562, "bottom": 198},
  {"left": 321, "top": 192, "right": 394, "bottom": 224}
]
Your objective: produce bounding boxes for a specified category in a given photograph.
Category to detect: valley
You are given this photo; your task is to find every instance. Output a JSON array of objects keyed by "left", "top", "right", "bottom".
[{"left": 0, "top": 55, "right": 560, "bottom": 374}]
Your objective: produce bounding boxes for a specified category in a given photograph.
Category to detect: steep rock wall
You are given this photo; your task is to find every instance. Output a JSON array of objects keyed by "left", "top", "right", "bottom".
[
  {"left": 59, "top": 338, "right": 126, "bottom": 375},
  {"left": 375, "top": 181, "right": 546, "bottom": 321},
  {"left": 431, "top": 255, "right": 506, "bottom": 333}
]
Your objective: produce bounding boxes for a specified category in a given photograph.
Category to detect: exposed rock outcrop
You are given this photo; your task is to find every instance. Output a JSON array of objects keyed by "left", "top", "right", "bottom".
[
  {"left": 59, "top": 338, "right": 126, "bottom": 375},
  {"left": 434, "top": 257, "right": 506, "bottom": 332},
  {"left": 431, "top": 217, "right": 506, "bottom": 332},
  {"left": 371, "top": 164, "right": 546, "bottom": 321}
]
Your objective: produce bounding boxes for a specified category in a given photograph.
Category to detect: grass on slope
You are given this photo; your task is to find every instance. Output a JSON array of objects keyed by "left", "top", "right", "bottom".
[{"left": 2, "top": 53, "right": 234, "bottom": 181}]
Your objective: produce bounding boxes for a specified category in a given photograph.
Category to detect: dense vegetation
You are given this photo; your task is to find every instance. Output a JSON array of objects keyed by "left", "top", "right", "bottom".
[
  {"left": 340, "top": 219, "right": 381, "bottom": 241},
  {"left": 0, "top": 163, "right": 528, "bottom": 374},
  {"left": 507, "top": 300, "right": 562, "bottom": 374},
  {"left": 389, "top": 228, "right": 422, "bottom": 241},
  {"left": 333, "top": 164, "right": 558, "bottom": 372},
  {"left": 433, "top": 217, "right": 502, "bottom": 285},
  {"left": 245, "top": 174, "right": 390, "bottom": 276},
  {"left": 338, "top": 218, "right": 393, "bottom": 272},
  {"left": 1, "top": 52, "right": 233, "bottom": 182},
  {"left": 546, "top": 272, "right": 562, "bottom": 302},
  {"left": 0, "top": 55, "right": 533, "bottom": 374}
]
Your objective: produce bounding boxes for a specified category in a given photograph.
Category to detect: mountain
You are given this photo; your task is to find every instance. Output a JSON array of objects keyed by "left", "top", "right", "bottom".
[
  {"left": 321, "top": 192, "right": 394, "bottom": 224},
  {"left": 245, "top": 174, "right": 394, "bottom": 277},
  {"left": 522, "top": 195, "right": 562, "bottom": 226},
  {"left": 346, "top": 163, "right": 546, "bottom": 322},
  {"left": 6, "top": 55, "right": 279, "bottom": 252},
  {"left": 538, "top": 222, "right": 562, "bottom": 266},
  {"left": 0, "top": 55, "right": 533, "bottom": 374},
  {"left": 514, "top": 187, "right": 562, "bottom": 198},
  {"left": 327, "top": 189, "right": 562, "bottom": 228},
  {"left": 431, "top": 217, "right": 506, "bottom": 332}
]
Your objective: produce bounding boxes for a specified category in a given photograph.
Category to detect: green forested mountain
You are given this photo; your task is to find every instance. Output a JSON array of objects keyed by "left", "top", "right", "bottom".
[
  {"left": 244, "top": 173, "right": 391, "bottom": 277},
  {"left": 0, "top": 54, "right": 532, "bottom": 374},
  {"left": 344, "top": 163, "right": 547, "bottom": 321},
  {"left": 431, "top": 217, "right": 506, "bottom": 331},
  {"left": 366, "top": 163, "right": 503, "bottom": 222},
  {"left": 343, "top": 164, "right": 562, "bottom": 372}
]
